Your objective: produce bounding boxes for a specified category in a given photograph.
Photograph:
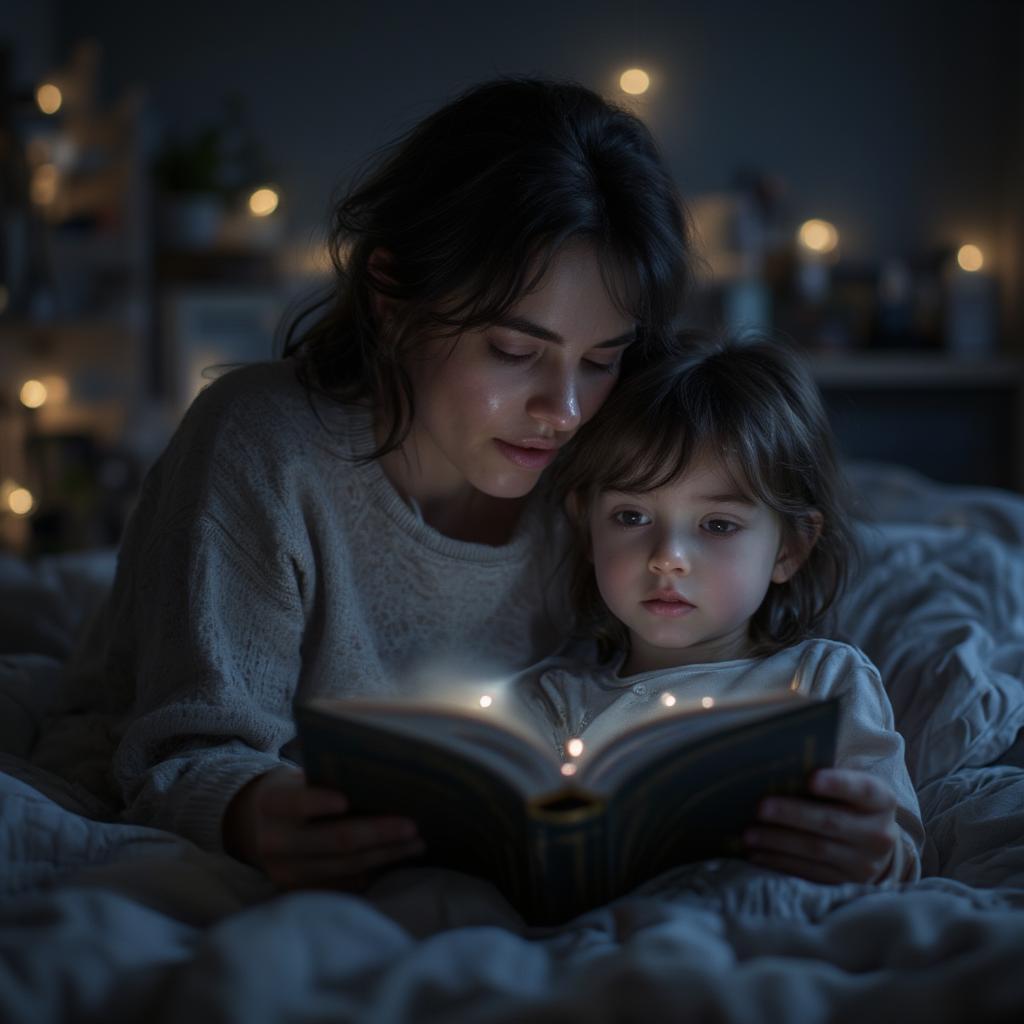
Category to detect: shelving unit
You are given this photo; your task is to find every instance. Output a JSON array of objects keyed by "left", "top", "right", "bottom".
[{"left": 810, "top": 351, "right": 1024, "bottom": 491}]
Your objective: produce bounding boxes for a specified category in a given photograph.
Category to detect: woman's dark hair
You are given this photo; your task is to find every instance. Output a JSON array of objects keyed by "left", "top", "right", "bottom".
[
  {"left": 550, "top": 331, "right": 858, "bottom": 659},
  {"left": 280, "top": 76, "right": 693, "bottom": 458}
]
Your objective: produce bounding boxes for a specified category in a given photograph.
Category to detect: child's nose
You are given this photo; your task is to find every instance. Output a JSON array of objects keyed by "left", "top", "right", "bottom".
[{"left": 648, "top": 538, "right": 691, "bottom": 575}]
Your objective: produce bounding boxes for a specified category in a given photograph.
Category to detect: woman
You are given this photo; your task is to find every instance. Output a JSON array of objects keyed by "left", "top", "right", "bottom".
[{"left": 34, "top": 77, "right": 693, "bottom": 891}]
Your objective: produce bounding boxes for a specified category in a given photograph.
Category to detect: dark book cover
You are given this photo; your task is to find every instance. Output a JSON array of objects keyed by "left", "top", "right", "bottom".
[{"left": 296, "top": 695, "right": 838, "bottom": 925}]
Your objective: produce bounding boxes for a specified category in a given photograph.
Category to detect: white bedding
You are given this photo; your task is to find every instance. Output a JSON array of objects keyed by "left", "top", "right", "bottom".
[{"left": 2, "top": 462, "right": 1023, "bottom": 1023}]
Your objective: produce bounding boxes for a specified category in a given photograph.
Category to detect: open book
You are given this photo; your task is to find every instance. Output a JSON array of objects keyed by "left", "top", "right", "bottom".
[{"left": 295, "top": 691, "right": 838, "bottom": 925}]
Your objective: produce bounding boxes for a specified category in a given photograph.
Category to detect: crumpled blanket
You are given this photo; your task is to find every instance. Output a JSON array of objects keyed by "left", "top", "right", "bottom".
[{"left": 2, "top": 462, "right": 1024, "bottom": 1023}]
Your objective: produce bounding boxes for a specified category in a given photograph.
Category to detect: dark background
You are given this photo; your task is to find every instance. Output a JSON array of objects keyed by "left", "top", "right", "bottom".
[{"left": 1, "top": 0, "right": 1023, "bottom": 553}]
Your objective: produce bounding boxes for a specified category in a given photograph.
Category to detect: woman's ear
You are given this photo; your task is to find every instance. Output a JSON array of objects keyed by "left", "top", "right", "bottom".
[{"left": 771, "top": 510, "right": 823, "bottom": 584}]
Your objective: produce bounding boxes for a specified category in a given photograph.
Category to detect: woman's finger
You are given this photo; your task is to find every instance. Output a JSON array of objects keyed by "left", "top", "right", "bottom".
[
  {"left": 269, "top": 836, "right": 427, "bottom": 888},
  {"left": 263, "top": 814, "right": 420, "bottom": 859}
]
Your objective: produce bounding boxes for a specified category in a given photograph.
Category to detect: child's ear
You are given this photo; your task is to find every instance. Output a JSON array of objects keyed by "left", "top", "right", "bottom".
[{"left": 771, "top": 510, "right": 823, "bottom": 584}]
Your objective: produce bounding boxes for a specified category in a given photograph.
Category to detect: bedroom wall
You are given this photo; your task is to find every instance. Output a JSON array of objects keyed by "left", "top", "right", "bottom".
[{"left": 43, "top": 0, "right": 1020, "bottom": 295}]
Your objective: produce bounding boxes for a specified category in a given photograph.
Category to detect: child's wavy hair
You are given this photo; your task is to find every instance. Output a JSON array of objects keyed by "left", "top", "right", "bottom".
[{"left": 550, "top": 331, "right": 858, "bottom": 660}]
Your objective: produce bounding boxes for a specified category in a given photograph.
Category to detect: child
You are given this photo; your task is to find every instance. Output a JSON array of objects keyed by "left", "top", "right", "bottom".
[{"left": 525, "top": 331, "right": 924, "bottom": 884}]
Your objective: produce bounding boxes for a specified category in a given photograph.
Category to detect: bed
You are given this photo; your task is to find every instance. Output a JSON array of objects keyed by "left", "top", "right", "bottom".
[{"left": 2, "top": 461, "right": 1023, "bottom": 1023}]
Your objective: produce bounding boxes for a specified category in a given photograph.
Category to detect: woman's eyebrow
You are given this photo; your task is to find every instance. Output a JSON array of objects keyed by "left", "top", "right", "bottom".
[{"left": 493, "top": 315, "right": 636, "bottom": 349}]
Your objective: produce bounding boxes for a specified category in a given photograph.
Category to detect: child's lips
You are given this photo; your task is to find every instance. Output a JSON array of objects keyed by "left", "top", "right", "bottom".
[{"left": 642, "top": 593, "right": 696, "bottom": 617}]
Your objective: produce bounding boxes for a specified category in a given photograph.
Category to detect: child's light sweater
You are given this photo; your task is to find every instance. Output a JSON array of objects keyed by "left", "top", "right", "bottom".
[
  {"left": 517, "top": 636, "right": 925, "bottom": 883},
  {"left": 33, "top": 360, "right": 569, "bottom": 851}
]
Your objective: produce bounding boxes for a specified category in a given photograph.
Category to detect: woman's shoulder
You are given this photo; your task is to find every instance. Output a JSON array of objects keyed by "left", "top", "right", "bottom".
[{"left": 174, "top": 360, "right": 374, "bottom": 464}]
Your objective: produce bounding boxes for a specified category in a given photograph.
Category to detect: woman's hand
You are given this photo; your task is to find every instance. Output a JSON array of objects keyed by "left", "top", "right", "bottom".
[
  {"left": 742, "top": 768, "right": 900, "bottom": 884},
  {"left": 223, "top": 765, "right": 425, "bottom": 891}
]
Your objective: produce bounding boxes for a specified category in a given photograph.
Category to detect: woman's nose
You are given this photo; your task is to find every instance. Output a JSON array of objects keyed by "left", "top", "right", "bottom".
[
  {"left": 526, "top": 371, "right": 581, "bottom": 433},
  {"left": 649, "top": 538, "right": 691, "bottom": 575}
]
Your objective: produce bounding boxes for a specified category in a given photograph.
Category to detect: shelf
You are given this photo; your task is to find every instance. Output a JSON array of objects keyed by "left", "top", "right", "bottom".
[{"left": 809, "top": 351, "right": 1024, "bottom": 389}]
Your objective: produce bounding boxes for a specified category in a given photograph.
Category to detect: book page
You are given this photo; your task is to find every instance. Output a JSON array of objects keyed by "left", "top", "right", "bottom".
[
  {"left": 579, "top": 693, "right": 812, "bottom": 793},
  {"left": 301, "top": 697, "right": 564, "bottom": 797}
]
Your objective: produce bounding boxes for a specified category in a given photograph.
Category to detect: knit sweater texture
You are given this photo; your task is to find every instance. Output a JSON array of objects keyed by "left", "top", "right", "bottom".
[{"left": 33, "top": 360, "right": 570, "bottom": 851}]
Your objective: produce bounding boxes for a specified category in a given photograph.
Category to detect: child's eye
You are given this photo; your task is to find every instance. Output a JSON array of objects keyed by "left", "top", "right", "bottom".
[
  {"left": 613, "top": 510, "right": 651, "bottom": 528},
  {"left": 702, "top": 519, "right": 739, "bottom": 535},
  {"left": 488, "top": 343, "right": 534, "bottom": 365}
]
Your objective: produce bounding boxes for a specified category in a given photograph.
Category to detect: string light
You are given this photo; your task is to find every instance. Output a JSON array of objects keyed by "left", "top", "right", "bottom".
[
  {"left": 660, "top": 693, "right": 676, "bottom": 707},
  {"left": 956, "top": 244, "right": 984, "bottom": 272},
  {"left": 36, "top": 83, "right": 62, "bottom": 115},
  {"left": 478, "top": 694, "right": 493, "bottom": 709},
  {"left": 797, "top": 219, "right": 839, "bottom": 255},
  {"left": 566, "top": 738, "right": 584, "bottom": 758},
  {"left": 248, "top": 187, "right": 279, "bottom": 217},
  {"left": 2, "top": 480, "right": 34, "bottom": 516},
  {"left": 20, "top": 380, "right": 48, "bottom": 408},
  {"left": 619, "top": 69, "right": 650, "bottom": 95},
  {"left": 560, "top": 763, "right": 577, "bottom": 776},
  {"left": 701, "top": 696, "right": 715, "bottom": 709}
]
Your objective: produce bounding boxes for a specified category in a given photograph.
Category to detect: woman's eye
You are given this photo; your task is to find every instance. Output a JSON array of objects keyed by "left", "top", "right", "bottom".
[
  {"left": 583, "top": 355, "right": 621, "bottom": 376},
  {"left": 703, "top": 519, "right": 738, "bottom": 535},
  {"left": 613, "top": 510, "right": 650, "bottom": 528},
  {"left": 488, "top": 343, "right": 534, "bottom": 365}
]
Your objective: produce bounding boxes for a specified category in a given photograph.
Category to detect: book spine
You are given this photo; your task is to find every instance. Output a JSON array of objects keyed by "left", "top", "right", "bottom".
[{"left": 524, "top": 791, "right": 609, "bottom": 925}]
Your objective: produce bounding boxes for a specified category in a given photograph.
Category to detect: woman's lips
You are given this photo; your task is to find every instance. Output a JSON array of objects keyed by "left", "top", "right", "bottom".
[
  {"left": 642, "top": 595, "right": 696, "bottom": 617},
  {"left": 494, "top": 438, "right": 559, "bottom": 470}
]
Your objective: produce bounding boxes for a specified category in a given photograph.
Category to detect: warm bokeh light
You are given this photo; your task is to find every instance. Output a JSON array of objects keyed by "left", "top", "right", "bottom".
[
  {"left": 7, "top": 487, "right": 34, "bottom": 516},
  {"left": 19, "top": 380, "right": 48, "bottom": 409},
  {"left": 660, "top": 693, "right": 676, "bottom": 708},
  {"left": 798, "top": 219, "right": 839, "bottom": 255},
  {"left": 248, "top": 187, "right": 279, "bottom": 217},
  {"left": 957, "top": 244, "right": 984, "bottom": 272},
  {"left": 478, "top": 694, "right": 493, "bottom": 708},
  {"left": 566, "top": 738, "right": 584, "bottom": 758},
  {"left": 619, "top": 68, "right": 651, "bottom": 95},
  {"left": 560, "top": 763, "right": 577, "bottom": 776},
  {"left": 701, "top": 696, "right": 715, "bottom": 709},
  {"left": 36, "top": 83, "right": 62, "bottom": 115},
  {"left": 31, "top": 164, "right": 59, "bottom": 206},
  {"left": 40, "top": 375, "right": 69, "bottom": 405}
]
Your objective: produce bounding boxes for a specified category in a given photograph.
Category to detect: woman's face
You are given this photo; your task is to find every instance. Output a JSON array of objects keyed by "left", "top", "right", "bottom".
[{"left": 395, "top": 242, "right": 637, "bottom": 506}]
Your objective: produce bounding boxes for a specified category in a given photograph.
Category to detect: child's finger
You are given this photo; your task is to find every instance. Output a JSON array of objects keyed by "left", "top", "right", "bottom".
[
  {"left": 743, "top": 822, "right": 856, "bottom": 873},
  {"left": 809, "top": 769, "right": 896, "bottom": 811}
]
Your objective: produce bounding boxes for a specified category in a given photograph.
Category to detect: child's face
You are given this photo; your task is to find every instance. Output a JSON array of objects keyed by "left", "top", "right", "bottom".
[{"left": 588, "top": 454, "right": 800, "bottom": 673}]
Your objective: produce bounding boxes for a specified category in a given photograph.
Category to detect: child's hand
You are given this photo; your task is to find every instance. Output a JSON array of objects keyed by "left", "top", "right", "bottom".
[
  {"left": 742, "top": 768, "right": 899, "bottom": 884},
  {"left": 223, "top": 765, "right": 426, "bottom": 890}
]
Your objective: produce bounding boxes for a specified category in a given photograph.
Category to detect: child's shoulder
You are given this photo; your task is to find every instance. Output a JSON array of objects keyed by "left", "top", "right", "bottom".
[{"left": 781, "top": 636, "right": 884, "bottom": 695}]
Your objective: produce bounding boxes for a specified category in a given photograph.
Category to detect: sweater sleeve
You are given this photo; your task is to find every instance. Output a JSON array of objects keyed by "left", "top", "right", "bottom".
[
  {"left": 107, "top": 372, "right": 313, "bottom": 852},
  {"left": 813, "top": 645, "right": 924, "bottom": 882}
]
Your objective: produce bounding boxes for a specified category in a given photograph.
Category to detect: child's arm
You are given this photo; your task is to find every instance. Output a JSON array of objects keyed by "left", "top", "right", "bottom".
[
  {"left": 743, "top": 768, "right": 905, "bottom": 883},
  {"left": 743, "top": 642, "right": 923, "bottom": 884}
]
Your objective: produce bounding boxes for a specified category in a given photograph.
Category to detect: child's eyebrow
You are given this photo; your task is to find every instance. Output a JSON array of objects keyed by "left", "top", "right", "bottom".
[
  {"left": 698, "top": 493, "right": 757, "bottom": 506},
  {"left": 493, "top": 315, "right": 636, "bottom": 349}
]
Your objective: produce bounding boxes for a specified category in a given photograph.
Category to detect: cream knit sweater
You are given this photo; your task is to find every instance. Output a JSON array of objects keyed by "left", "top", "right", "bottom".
[{"left": 34, "top": 361, "right": 570, "bottom": 851}]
